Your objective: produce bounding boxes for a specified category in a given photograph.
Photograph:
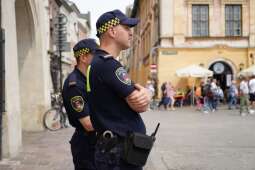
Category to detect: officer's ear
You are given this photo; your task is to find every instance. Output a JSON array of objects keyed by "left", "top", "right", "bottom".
[
  {"left": 79, "top": 53, "right": 92, "bottom": 65},
  {"left": 108, "top": 26, "right": 117, "bottom": 38},
  {"left": 79, "top": 54, "right": 87, "bottom": 63}
]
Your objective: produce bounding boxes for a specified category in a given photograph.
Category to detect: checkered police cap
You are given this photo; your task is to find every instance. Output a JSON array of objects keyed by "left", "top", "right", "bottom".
[
  {"left": 73, "top": 38, "right": 98, "bottom": 58},
  {"left": 96, "top": 9, "right": 139, "bottom": 37}
]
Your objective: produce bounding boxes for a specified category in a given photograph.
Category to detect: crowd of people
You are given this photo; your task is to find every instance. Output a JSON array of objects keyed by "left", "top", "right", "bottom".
[
  {"left": 195, "top": 78, "right": 225, "bottom": 113},
  {"left": 195, "top": 76, "right": 255, "bottom": 116},
  {"left": 157, "top": 82, "right": 177, "bottom": 110},
  {"left": 154, "top": 75, "right": 255, "bottom": 116}
]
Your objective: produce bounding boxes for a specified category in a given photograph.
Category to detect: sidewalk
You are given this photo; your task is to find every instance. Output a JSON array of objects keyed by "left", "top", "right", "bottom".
[
  {"left": 0, "top": 127, "right": 156, "bottom": 170},
  {"left": 1, "top": 106, "right": 255, "bottom": 170},
  {"left": 0, "top": 128, "right": 74, "bottom": 170}
]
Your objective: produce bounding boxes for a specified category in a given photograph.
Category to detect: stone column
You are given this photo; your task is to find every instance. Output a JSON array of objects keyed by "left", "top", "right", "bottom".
[
  {"left": 250, "top": 0, "right": 255, "bottom": 47},
  {"left": 159, "top": 0, "right": 174, "bottom": 46},
  {"left": 173, "top": 0, "right": 185, "bottom": 45},
  {"left": 1, "top": 0, "right": 22, "bottom": 158}
]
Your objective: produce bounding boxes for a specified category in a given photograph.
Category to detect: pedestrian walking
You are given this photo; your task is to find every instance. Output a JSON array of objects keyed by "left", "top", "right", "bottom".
[
  {"left": 210, "top": 79, "right": 218, "bottom": 112},
  {"left": 158, "top": 82, "right": 169, "bottom": 110},
  {"left": 166, "top": 82, "right": 176, "bottom": 110},
  {"left": 62, "top": 39, "right": 98, "bottom": 170},
  {"left": 146, "top": 80, "right": 156, "bottom": 110},
  {"left": 87, "top": 9, "right": 151, "bottom": 170},
  {"left": 195, "top": 82, "right": 203, "bottom": 110},
  {"left": 239, "top": 76, "right": 253, "bottom": 116},
  {"left": 248, "top": 74, "right": 255, "bottom": 112},
  {"left": 202, "top": 79, "right": 213, "bottom": 113},
  {"left": 227, "top": 80, "right": 238, "bottom": 110}
]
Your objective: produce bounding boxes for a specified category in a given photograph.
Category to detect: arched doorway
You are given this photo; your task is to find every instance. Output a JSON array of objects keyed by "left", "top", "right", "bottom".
[
  {"left": 15, "top": 0, "right": 41, "bottom": 130},
  {"left": 209, "top": 61, "right": 233, "bottom": 91}
]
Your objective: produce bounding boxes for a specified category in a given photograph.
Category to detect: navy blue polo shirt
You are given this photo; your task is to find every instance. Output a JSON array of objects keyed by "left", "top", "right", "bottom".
[
  {"left": 88, "top": 49, "right": 146, "bottom": 136},
  {"left": 62, "top": 68, "right": 90, "bottom": 131}
]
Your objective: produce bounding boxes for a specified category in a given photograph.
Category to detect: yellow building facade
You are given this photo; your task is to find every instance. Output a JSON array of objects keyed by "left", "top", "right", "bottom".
[
  {"left": 130, "top": 0, "right": 159, "bottom": 86},
  {"left": 131, "top": 0, "right": 255, "bottom": 96}
]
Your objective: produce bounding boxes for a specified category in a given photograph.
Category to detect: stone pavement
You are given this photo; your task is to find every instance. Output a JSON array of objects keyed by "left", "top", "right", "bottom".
[
  {"left": 144, "top": 106, "right": 255, "bottom": 170},
  {"left": 1, "top": 106, "right": 255, "bottom": 170},
  {"left": 0, "top": 128, "right": 74, "bottom": 170}
]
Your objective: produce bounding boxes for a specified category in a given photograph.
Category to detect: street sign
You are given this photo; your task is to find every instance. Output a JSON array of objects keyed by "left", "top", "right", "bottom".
[
  {"left": 54, "top": 13, "right": 68, "bottom": 53},
  {"left": 58, "top": 42, "right": 71, "bottom": 52},
  {"left": 161, "top": 51, "right": 177, "bottom": 55},
  {"left": 150, "top": 64, "right": 157, "bottom": 69},
  {"left": 150, "top": 64, "right": 157, "bottom": 73}
]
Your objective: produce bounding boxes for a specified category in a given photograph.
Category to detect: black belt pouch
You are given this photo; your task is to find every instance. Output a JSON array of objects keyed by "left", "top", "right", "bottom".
[{"left": 122, "top": 132, "right": 154, "bottom": 166}]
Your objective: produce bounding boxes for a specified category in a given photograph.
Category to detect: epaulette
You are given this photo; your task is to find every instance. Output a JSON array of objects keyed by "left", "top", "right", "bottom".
[
  {"left": 68, "top": 73, "right": 77, "bottom": 87},
  {"left": 68, "top": 81, "right": 77, "bottom": 86},
  {"left": 100, "top": 54, "right": 113, "bottom": 60}
]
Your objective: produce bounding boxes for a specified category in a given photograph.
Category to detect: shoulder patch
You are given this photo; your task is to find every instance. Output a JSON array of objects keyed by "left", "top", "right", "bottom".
[
  {"left": 115, "top": 67, "right": 131, "bottom": 85},
  {"left": 70, "top": 96, "right": 84, "bottom": 112}
]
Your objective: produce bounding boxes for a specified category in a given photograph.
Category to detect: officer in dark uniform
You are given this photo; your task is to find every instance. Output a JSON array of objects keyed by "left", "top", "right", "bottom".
[
  {"left": 62, "top": 38, "right": 98, "bottom": 170},
  {"left": 87, "top": 10, "right": 151, "bottom": 170}
]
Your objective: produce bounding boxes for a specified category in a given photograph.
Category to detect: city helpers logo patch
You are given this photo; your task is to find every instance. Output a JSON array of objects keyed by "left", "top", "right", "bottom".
[
  {"left": 115, "top": 67, "right": 131, "bottom": 85},
  {"left": 70, "top": 96, "right": 84, "bottom": 112}
]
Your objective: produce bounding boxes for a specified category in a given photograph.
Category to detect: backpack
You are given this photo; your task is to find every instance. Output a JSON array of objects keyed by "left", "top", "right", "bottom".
[
  {"left": 203, "top": 84, "right": 213, "bottom": 98},
  {"left": 161, "top": 83, "right": 166, "bottom": 92}
]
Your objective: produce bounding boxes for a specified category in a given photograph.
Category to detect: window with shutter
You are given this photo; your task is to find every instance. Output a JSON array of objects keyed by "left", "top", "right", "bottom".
[
  {"left": 225, "top": 5, "right": 242, "bottom": 36},
  {"left": 192, "top": 5, "right": 209, "bottom": 37}
]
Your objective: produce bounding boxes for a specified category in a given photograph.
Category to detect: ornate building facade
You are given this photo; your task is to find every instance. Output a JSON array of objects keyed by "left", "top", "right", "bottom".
[
  {"left": 131, "top": 0, "right": 255, "bottom": 95},
  {"left": 0, "top": 0, "right": 90, "bottom": 159}
]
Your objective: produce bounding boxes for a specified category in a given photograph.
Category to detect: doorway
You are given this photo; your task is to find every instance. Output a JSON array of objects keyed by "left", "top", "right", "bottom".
[{"left": 209, "top": 61, "right": 233, "bottom": 91}]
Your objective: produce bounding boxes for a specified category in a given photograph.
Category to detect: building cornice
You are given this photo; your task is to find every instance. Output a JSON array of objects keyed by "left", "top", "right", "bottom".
[
  {"left": 221, "top": 0, "right": 248, "bottom": 5},
  {"left": 186, "top": 0, "right": 213, "bottom": 5}
]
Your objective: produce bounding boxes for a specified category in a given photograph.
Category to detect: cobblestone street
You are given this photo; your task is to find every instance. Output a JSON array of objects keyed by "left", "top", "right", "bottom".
[
  {"left": 1, "top": 106, "right": 255, "bottom": 170},
  {"left": 0, "top": 128, "right": 74, "bottom": 170}
]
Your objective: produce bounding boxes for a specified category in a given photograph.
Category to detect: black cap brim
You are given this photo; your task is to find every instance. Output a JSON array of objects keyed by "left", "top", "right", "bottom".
[{"left": 121, "top": 18, "right": 139, "bottom": 27}]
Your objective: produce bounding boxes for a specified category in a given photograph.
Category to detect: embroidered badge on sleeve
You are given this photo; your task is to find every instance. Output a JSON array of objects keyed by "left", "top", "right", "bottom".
[
  {"left": 115, "top": 67, "right": 131, "bottom": 85},
  {"left": 70, "top": 96, "right": 84, "bottom": 112}
]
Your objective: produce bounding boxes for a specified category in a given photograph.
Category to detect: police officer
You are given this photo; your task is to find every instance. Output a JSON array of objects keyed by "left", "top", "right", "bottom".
[
  {"left": 87, "top": 10, "right": 151, "bottom": 170},
  {"left": 62, "top": 38, "right": 98, "bottom": 170}
]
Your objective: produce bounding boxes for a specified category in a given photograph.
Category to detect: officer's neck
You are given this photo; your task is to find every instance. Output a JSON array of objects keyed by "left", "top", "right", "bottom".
[
  {"left": 76, "top": 64, "right": 88, "bottom": 77},
  {"left": 100, "top": 44, "right": 120, "bottom": 58}
]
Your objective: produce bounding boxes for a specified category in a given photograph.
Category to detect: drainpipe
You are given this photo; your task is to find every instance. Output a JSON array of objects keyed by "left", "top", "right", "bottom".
[{"left": 0, "top": 0, "right": 6, "bottom": 160}]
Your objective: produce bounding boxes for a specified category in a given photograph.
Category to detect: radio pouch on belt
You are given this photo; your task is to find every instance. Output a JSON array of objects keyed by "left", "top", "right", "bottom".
[{"left": 122, "top": 123, "right": 160, "bottom": 166}]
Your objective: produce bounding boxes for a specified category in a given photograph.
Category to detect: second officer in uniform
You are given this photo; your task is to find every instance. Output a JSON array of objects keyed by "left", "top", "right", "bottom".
[{"left": 62, "top": 38, "right": 97, "bottom": 170}]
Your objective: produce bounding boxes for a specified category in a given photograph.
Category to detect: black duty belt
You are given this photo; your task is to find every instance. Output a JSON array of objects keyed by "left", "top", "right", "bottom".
[
  {"left": 96, "top": 130, "right": 125, "bottom": 153},
  {"left": 75, "top": 129, "right": 96, "bottom": 136},
  {"left": 96, "top": 130, "right": 124, "bottom": 141}
]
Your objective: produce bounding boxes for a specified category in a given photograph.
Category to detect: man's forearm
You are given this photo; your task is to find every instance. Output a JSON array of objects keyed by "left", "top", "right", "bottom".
[
  {"left": 126, "top": 100, "right": 148, "bottom": 113},
  {"left": 79, "top": 116, "right": 94, "bottom": 131}
]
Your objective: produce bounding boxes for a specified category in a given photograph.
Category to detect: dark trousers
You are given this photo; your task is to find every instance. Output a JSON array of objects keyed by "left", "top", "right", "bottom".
[
  {"left": 228, "top": 96, "right": 237, "bottom": 109},
  {"left": 158, "top": 97, "right": 171, "bottom": 109},
  {"left": 70, "top": 131, "right": 97, "bottom": 170}
]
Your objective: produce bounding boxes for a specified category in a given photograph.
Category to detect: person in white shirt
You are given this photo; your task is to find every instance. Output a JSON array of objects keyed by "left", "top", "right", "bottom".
[
  {"left": 239, "top": 76, "right": 252, "bottom": 116},
  {"left": 210, "top": 79, "right": 218, "bottom": 112},
  {"left": 228, "top": 80, "right": 238, "bottom": 110},
  {"left": 146, "top": 80, "right": 155, "bottom": 110}
]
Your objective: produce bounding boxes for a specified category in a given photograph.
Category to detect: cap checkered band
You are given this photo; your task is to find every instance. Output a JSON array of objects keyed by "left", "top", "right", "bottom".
[
  {"left": 97, "top": 17, "right": 120, "bottom": 35},
  {"left": 74, "top": 48, "right": 90, "bottom": 58}
]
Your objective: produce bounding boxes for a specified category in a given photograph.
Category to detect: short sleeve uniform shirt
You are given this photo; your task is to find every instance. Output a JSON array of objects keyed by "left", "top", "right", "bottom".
[
  {"left": 88, "top": 49, "right": 146, "bottom": 136},
  {"left": 62, "top": 68, "right": 90, "bottom": 131}
]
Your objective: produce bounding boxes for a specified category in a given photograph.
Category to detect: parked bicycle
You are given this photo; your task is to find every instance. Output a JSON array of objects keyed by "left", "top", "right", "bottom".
[{"left": 43, "top": 92, "right": 69, "bottom": 131}]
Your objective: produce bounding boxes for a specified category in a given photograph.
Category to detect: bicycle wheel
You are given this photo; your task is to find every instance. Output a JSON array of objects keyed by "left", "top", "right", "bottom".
[
  {"left": 43, "top": 108, "right": 62, "bottom": 131},
  {"left": 60, "top": 106, "right": 69, "bottom": 128}
]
